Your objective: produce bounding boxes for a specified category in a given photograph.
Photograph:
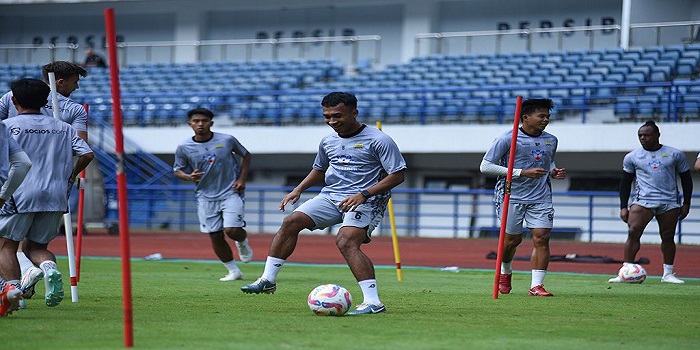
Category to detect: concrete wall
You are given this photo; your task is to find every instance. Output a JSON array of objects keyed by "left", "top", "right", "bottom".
[{"left": 1, "top": 0, "right": 698, "bottom": 65}]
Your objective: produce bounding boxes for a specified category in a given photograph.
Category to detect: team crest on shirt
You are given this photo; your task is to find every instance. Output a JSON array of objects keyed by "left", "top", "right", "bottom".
[
  {"left": 648, "top": 160, "right": 662, "bottom": 170},
  {"left": 530, "top": 149, "right": 544, "bottom": 161}
]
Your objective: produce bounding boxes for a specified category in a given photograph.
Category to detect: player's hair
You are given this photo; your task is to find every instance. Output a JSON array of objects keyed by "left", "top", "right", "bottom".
[
  {"left": 640, "top": 120, "right": 660, "bottom": 134},
  {"left": 521, "top": 98, "right": 554, "bottom": 117},
  {"left": 41, "top": 61, "right": 88, "bottom": 82},
  {"left": 10, "top": 78, "right": 50, "bottom": 110},
  {"left": 321, "top": 92, "right": 357, "bottom": 110},
  {"left": 187, "top": 107, "right": 215, "bottom": 120}
]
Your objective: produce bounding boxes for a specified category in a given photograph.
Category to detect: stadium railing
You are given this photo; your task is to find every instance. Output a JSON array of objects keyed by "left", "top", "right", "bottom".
[
  {"left": 99, "top": 184, "right": 700, "bottom": 244},
  {"left": 415, "top": 20, "right": 700, "bottom": 56}
]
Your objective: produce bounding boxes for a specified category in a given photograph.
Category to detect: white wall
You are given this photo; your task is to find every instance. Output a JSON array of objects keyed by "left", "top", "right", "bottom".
[
  {"left": 124, "top": 123, "right": 700, "bottom": 155},
  {"left": 1, "top": 0, "right": 697, "bottom": 65}
]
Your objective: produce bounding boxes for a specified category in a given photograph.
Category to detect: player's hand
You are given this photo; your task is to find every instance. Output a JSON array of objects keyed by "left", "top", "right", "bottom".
[
  {"left": 551, "top": 168, "right": 566, "bottom": 179},
  {"left": 232, "top": 180, "right": 246, "bottom": 193},
  {"left": 337, "top": 193, "right": 366, "bottom": 213},
  {"left": 679, "top": 203, "right": 690, "bottom": 220},
  {"left": 280, "top": 190, "right": 301, "bottom": 211},
  {"left": 190, "top": 169, "right": 205, "bottom": 182},
  {"left": 521, "top": 168, "right": 548, "bottom": 179},
  {"left": 620, "top": 207, "right": 629, "bottom": 223}
]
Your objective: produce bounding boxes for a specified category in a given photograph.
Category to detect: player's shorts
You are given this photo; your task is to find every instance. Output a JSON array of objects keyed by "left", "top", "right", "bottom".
[
  {"left": 495, "top": 202, "right": 554, "bottom": 235},
  {"left": 0, "top": 212, "right": 64, "bottom": 244},
  {"left": 631, "top": 201, "right": 680, "bottom": 216},
  {"left": 196, "top": 194, "right": 245, "bottom": 233},
  {"left": 294, "top": 194, "right": 389, "bottom": 243}
]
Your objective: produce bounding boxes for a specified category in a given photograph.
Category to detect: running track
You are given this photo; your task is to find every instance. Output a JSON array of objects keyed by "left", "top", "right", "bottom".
[{"left": 50, "top": 230, "right": 700, "bottom": 278}]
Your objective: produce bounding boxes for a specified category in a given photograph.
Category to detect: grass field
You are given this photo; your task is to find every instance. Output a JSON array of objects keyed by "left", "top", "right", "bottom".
[{"left": 2, "top": 257, "right": 699, "bottom": 349}]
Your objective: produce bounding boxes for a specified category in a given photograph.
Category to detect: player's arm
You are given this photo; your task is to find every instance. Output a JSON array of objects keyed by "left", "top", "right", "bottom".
[
  {"left": 362, "top": 169, "right": 405, "bottom": 197},
  {"left": 174, "top": 168, "right": 205, "bottom": 183},
  {"left": 0, "top": 150, "right": 32, "bottom": 206},
  {"left": 337, "top": 169, "right": 405, "bottom": 213},
  {"left": 480, "top": 158, "right": 548, "bottom": 178},
  {"left": 233, "top": 151, "right": 251, "bottom": 192},
  {"left": 173, "top": 147, "right": 204, "bottom": 182},
  {"left": 279, "top": 169, "right": 325, "bottom": 211},
  {"left": 694, "top": 157, "right": 700, "bottom": 172},
  {"left": 619, "top": 170, "right": 635, "bottom": 223},
  {"left": 550, "top": 162, "right": 566, "bottom": 179},
  {"left": 679, "top": 170, "right": 693, "bottom": 220},
  {"left": 72, "top": 151, "right": 94, "bottom": 179},
  {"left": 77, "top": 130, "right": 88, "bottom": 143}
]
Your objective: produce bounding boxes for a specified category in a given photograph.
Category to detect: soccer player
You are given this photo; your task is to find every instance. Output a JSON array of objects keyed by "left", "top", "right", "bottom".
[
  {"left": 0, "top": 78, "right": 94, "bottom": 307},
  {"left": 0, "top": 110, "right": 33, "bottom": 317},
  {"left": 241, "top": 92, "right": 407, "bottom": 315},
  {"left": 0, "top": 61, "right": 90, "bottom": 301},
  {"left": 174, "top": 107, "right": 253, "bottom": 282},
  {"left": 608, "top": 120, "right": 692, "bottom": 284},
  {"left": 480, "top": 98, "right": 566, "bottom": 297},
  {"left": 0, "top": 61, "right": 89, "bottom": 141}
]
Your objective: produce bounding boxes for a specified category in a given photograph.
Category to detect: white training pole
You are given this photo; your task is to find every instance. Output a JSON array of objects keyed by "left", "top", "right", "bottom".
[{"left": 48, "top": 72, "right": 78, "bottom": 302}]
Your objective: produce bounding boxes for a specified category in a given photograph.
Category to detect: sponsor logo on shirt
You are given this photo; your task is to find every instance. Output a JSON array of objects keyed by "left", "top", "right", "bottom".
[
  {"left": 11, "top": 127, "right": 68, "bottom": 135},
  {"left": 648, "top": 160, "right": 662, "bottom": 170}
]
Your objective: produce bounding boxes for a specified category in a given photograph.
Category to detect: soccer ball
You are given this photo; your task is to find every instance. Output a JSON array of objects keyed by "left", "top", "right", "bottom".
[
  {"left": 618, "top": 264, "right": 647, "bottom": 283},
  {"left": 307, "top": 284, "right": 352, "bottom": 316}
]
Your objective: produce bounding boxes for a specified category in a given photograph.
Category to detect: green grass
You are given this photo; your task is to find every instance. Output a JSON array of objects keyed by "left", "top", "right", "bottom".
[{"left": 2, "top": 258, "right": 699, "bottom": 349}]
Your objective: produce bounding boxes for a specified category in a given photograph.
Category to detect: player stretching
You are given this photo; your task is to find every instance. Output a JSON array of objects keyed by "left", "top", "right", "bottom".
[
  {"left": 174, "top": 108, "right": 253, "bottom": 282},
  {"left": 480, "top": 98, "right": 566, "bottom": 297},
  {"left": 609, "top": 120, "right": 692, "bottom": 284},
  {"left": 241, "top": 92, "right": 406, "bottom": 315}
]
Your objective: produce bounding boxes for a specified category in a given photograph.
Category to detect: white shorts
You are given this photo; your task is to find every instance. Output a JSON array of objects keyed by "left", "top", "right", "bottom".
[
  {"left": 0, "top": 212, "right": 64, "bottom": 244},
  {"left": 631, "top": 201, "right": 680, "bottom": 216},
  {"left": 294, "top": 194, "right": 389, "bottom": 243},
  {"left": 495, "top": 202, "right": 554, "bottom": 235},
  {"left": 196, "top": 194, "right": 245, "bottom": 233}
]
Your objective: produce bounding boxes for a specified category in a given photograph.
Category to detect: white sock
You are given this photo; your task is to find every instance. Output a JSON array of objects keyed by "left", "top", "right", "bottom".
[
  {"left": 501, "top": 262, "right": 512, "bottom": 274},
  {"left": 39, "top": 260, "right": 58, "bottom": 274},
  {"left": 223, "top": 260, "right": 240, "bottom": 273},
  {"left": 261, "top": 256, "right": 285, "bottom": 283},
  {"left": 358, "top": 279, "right": 381, "bottom": 305},
  {"left": 17, "top": 252, "right": 36, "bottom": 276},
  {"left": 531, "top": 269, "right": 546, "bottom": 288},
  {"left": 663, "top": 264, "right": 674, "bottom": 277}
]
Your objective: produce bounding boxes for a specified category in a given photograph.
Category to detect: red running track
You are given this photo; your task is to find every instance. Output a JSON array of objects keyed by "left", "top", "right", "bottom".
[{"left": 49, "top": 230, "right": 700, "bottom": 278}]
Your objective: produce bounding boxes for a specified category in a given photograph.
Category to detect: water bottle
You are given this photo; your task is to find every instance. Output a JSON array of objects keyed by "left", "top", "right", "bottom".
[{"left": 145, "top": 253, "right": 163, "bottom": 261}]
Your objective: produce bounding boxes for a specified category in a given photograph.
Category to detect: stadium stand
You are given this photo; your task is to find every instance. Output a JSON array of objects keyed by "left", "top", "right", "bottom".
[{"left": 2, "top": 44, "right": 699, "bottom": 126}]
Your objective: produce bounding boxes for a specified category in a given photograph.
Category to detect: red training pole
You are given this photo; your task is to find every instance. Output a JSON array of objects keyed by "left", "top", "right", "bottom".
[
  {"left": 75, "top": 103, "right": 89, "bottom": 282},
  {"left": 105, "top": 8, "right": 134, "bottom": 347},
  {"left": 492, "top": 96, "right": 523, "bottom": 299}
]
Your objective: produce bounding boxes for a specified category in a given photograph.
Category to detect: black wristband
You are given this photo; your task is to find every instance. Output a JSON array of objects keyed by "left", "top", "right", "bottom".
[{"left": 360, "top": 190, "right": 371, "bottom": 198}]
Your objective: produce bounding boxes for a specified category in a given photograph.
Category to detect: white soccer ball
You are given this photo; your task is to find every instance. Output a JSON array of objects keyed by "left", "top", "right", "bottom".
[
  {"left": 618, "top": 264, "right": 647, "bottom": 283},
  {"left": 307, "top": 284, "right": 353, "bottom": 316}
]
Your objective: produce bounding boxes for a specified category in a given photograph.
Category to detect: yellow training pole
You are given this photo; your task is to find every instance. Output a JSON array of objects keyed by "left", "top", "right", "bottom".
[{"left": 376, "top": 121, "right": 403, "bottom": 281}]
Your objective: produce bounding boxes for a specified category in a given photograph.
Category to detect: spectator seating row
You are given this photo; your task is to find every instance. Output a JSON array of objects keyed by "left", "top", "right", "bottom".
[{"left": 1, "top": 44, "right": 699, "bottom": 125}]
